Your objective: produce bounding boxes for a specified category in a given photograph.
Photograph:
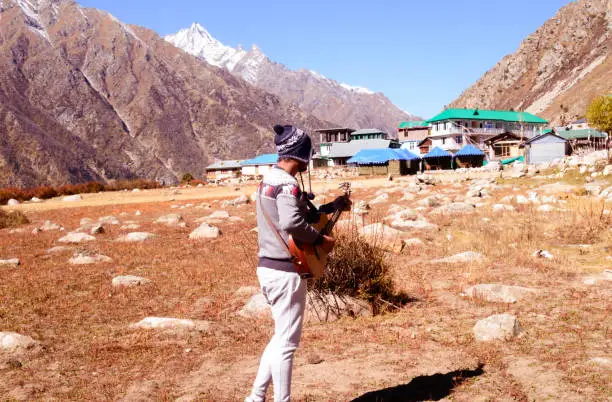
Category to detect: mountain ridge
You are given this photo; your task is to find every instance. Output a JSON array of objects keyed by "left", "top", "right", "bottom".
[{"left": 165, "top": 23, "right": 419, "bottom": 135}]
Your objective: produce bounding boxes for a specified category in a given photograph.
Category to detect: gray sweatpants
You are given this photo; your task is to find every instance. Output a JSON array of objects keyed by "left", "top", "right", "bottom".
[{"left": 247, "top": 267, "right": 307, "bottom": 402}]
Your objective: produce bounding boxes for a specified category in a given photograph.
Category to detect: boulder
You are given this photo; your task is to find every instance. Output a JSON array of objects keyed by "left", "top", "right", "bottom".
[
  {"left": 403, "top": 238, "right": 424, "bottom": 247},
  {"left": 112, "top": 275, "right": 152, "bottom": 288},
  {"left": 120, "top": 224, "right": 141, "bottom": 231},
  {"left": 58, "top": 232, "right": 96, "bottom": 243},
  {"left": 116, "top": 232, "right": 157, "bottom": 242},
  {"left": 603, "top": 165, "right": 612, "bottom": 176},
  {"left": 233, "top": 286, "right": 260, "bottom": 298},
  {"left": 62, "top": 194, "right": 82, "bottom": 202},
  {"left": 516, "top": 195, "right": 530, "bottom": 204},
  {"left": 131, "top": 317, "right": 211, "bottom": 332},
  {"left": 0, "top": 332, "right": 37, "bottom": 352},
  {"left": 533, "top": 249, "right": 553, "bottom": 259},
  {"left": 464, "top": 284, "right": 538, "bottom": 303},
  {"left": 417, "top": 195, "right": 445, "bottom": 208},
  {"left": 30, "top": 197, "right": 42, "bottom": 203},
  {"left": 0, "top": 258, "right": 20, "bottom": 267},
  {"left": 208, "top": 210, "right": 230, "bottom": 220},
  {"left": 358, "top": 223, "right": 405, "bottom": 253},
  {"left": 7, "top": 199, "right": 20, "bottom": 206},
  {"left": 189, "top": 223, "right": 220, "bottom": 240},
  {"left": 473, "top": 314, "right": 523, "bottom": 341},
  {"left": 46, "top": 246, "right": 73, "bottom": 254},
  {"left": 370, "top": 193, "right": 389, "bottom": 205},
  {"left": 433, "top": 251, "right": 485, "bottom": 264},
  {"left": 69, "top": 252, "right": 112, "bottom": 265}
]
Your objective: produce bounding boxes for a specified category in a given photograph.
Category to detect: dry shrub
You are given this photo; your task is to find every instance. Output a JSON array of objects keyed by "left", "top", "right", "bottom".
[
  {"left": 309, "top": 224, "right": 413, "bottom": 314},
  {"left": 556, "top": 199, "right": 611, "bottom": 243},
  {"left": 0, "top": 180, "right": 162, "bottom": 205},
  {"left": 0, "top": 209, "right": 29, "bottom": 229}
]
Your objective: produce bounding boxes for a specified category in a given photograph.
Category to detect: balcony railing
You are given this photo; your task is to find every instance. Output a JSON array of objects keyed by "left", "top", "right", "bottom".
[{"left": 430, "top": 126, "right": 540, "bottom": 137}]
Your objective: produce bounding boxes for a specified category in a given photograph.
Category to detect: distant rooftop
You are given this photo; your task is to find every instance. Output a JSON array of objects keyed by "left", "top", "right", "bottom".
[
  {"left": 328, "top": 139, "right": 393, "bottom": 158},
  {"left": 398, "top": 120, "right": 429, "bottom": 129},
  {"left": 556, "top": 128, "right": 607, "bottom": 140},
  {"left": 428, "top": 108, "right": 548, "bottom": 124},
  {"left": 206, "top": 160, "right": 243, "bottom": 170},
  {"left": 241, "top": 153, "right": 278, "bottom": 166},
  {"left": 314, "top": 127, "right": 356, "bottom": 134},
  {"left": 351, "top": 128, "right": 387, "bottom": 136}
]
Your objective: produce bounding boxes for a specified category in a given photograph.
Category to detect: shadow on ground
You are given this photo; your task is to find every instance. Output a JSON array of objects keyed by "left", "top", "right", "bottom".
[{"left": 351, "top": 364, "right": 485, "bottom": 402}]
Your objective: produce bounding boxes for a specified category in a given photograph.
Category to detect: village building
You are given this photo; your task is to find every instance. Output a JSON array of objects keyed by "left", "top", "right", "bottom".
[
  {"left": 347, "top": 148, "right": 421, "bottom": 176},
  {"left": 422, "top": 146, "right": 453, "bottom": 170},
  {"left": 427, "top": 108, "right": 548, "bottom": 152},
  {"left": 556, "top": 128, "right": 608, "bottom": 153},
  {"left": 350, "top": 128, "right": 389, "bottom": 141},
  {"left": 326, "top": 139, "right": 399, "bottom": 166},
  {"left": 240, "top": 153, "right": 278, "bottom": 177},
  {"left": 205, "top": 160, "right": 243, "bottom": 181},
  {"left": 398, "top": 120, "right": 429, "bottom": 153},
  {"left": 416, "top": 137, "right": 432, "bottom": 155},
  {"left": 520, "top": 132, "right": 567, "bottom": 164},
  {"left": 453, "top": 144, "right": 486, "bottom": 168},
  {"left": 483, "top": 132, "right": 524, "bottom": 161}
]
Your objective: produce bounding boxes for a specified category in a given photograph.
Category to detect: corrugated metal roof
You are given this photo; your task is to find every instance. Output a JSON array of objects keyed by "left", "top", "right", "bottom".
[
  {"left": 454, "top": 144, "right": 485, "bottom": 157},
  {"left": 398, "top": 120, "right": 429, "bottom": 129},
  {"left": 351, "top": 128, "right": 387, "bottom": 136},
  {"left": 327, "top": 139, "right": 392, "bottom": 158},
  {"left": 522, "top": 133, "right": 567, "bottom": 145},
  {"left": 423, "top": 146, "right": 452, "bottom": 159},
  {"left": 347, "top": 148, "right": 421, "bottom": 165},
  {"left": 241, "top": 153, "right": 278, "bottom": 166},
  {"left": 557, "top": 128, "right": 607, "bottom": 140},
  {"left": 427, "top": 108, "right": 548, "bottom": 124},
  {"left": 206, "top": 160, "right": 243, "bottom": 170}
]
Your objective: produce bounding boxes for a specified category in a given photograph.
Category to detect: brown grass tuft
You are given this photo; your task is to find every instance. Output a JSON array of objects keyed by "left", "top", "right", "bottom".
[{"left": 0, "top": 209, "right": 29, "bottom": 229}]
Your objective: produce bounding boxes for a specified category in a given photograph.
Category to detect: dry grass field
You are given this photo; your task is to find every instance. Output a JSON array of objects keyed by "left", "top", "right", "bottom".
[{"left": 1, "top": 169, "right": 611, "bottom": 401}]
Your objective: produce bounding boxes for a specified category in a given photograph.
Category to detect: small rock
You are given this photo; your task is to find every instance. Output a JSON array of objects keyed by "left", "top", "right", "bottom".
[
  {"left": 233, "top": 194, "right": 250, "bottom": 205},
  {"left": 62, "top": 194, "right": 82, "bottom": 202},
  {"left": 0, "top": 332, "right": 37, "bottom": 352},
  {"left": 46, "top": 246, "right": 73, "bottom": 254},
  {"left": 0, "top": 258, "right": 20, "bottom": 267},
  {"left": 473, "top": 314, "right": 523, "bottom": 341},
  {"left": 208, "top": 210, "right": 230, "bottom": 220},
  {"left": 306, "top": 353, "right": 324, "bottom": 365},
  {"left": 238, "top": 293, "right": 270, "bottom": 318},
  {"left": 98, "top": 216, "right": 120, "bottom": 225},
  {"left": 403, "top": 238, "right": 424, "bottom": 247},
  {"left": 154, "top": 214, "right": 184, "bottom": 226},
  {"left": 464, "top": 284, "right": 538, "bottom": 303},
  {"left": 135, "top": 210, "right": 142, "bottom": 216},
  {"left": 537, "top": 204, "right": 555, "bottom": 212},
  {"left": 493, "top": 204, "right": 515, "bottom": 213},
  {"left": 112, "top": 275, "right": 151, "bottom": 288},
  {"left": 30, "top": 197, "right": 42, "bottom": 203},
  {"left": 120, "top": 224, "right": 141, "bottom": 231},
  {"left": 189, "top": 223, "right": 220, "bottom": 240},
  {"left": 369, "top": 193, "right": 389, "bottom": 205},
  {"left": 234, "top": 286, "right": 260, "bottom": 298},
  {"left": 116, "top": 232, "right": 157, "bottom": 242},
  {"left": 433, "top": 251, "right": 485, "bottom": 264},
  {"left": 58, "top": 232, "right": 96, "bottom": 243},
  {"left": 532, "top": 249, "right": 553, "bottom": 259},
  {"left": 39, "top": 220, "right": 62, "bottom": 231},
  {"left": 7, "top": 199, "right": 20, "bottom": 206},
  {"left": 432, "top": 202, "right": 476, "bottom": 215},
  {"left": 516, "top": 195, "right": 529, "bottom": 204},
  {"left": 90, "top": 223, "right": 105, "bottom": 234},
  {"left": 131, "top": 317, "right": 211, "bottom": 332},
  {"left": 69, "top": 252, "right": 112, "bottom": 265}
]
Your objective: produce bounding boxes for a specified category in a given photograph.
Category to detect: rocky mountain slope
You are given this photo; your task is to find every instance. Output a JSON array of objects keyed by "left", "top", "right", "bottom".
[
  {"left": 166, "top": 23, "right": 418, "bottom": 135},
  {"left": 0, "top": 0, "right": 328, "bottom": 187},
  {"left": 450, "top": 0, "right": 611, "bottom": 125}
]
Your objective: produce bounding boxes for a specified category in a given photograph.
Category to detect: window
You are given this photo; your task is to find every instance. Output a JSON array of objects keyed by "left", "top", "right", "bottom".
[
  {"left": 494, "top": 144, "right": 512, "bottom": 157},
  {"left": 472, "top": 120, "right": 478, "bottom": 128},
  {"left": 442, "top": 138, "right": 446, "bottom": 145},
  {"left": 456, "top": 136, "right": 463, "bottom": 144}
]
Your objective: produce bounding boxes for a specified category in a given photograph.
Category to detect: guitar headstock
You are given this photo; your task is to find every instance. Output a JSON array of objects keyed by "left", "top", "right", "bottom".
[{"left": 338, "top": 182, "right": 351, "bottom": 197}]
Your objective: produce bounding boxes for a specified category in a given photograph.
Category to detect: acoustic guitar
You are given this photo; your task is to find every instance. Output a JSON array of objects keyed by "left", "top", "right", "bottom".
[{"left": 288, "top": 182, "right": 351, "bottom": 279}]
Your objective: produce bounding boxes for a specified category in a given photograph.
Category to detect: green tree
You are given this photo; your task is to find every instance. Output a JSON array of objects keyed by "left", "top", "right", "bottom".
[{"left": 586, "top": 95, "right": 612, "bottom": 134}]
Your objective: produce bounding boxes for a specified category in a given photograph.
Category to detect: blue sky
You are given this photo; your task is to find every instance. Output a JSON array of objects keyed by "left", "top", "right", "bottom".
[{"left": 79, "top": 0, "right": 569, "bottom": 118}]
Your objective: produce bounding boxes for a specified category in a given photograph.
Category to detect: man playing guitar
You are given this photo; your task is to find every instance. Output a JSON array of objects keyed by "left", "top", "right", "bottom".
[{"left": 245, "top": 124, "right": 350, "bottom": 402}]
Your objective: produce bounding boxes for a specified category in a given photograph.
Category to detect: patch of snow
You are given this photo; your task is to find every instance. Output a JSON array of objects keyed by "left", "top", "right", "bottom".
[
  {"left": 309, "top": 70, "right": 328, "bottom": 81},
  {"left": 339, "top": 83, "right": 375, "bottom": 95},
  {"left": 17, "top": 0, "right": 51, "bottom": 42}
]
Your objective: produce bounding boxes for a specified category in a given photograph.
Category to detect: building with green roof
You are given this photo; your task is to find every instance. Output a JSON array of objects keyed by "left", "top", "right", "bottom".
[
  {"left": 398, "top": 120, "right": 429, "bottom": 152},
  {"left": 425, "top": 108, "right": 548, "bottom": 152}
]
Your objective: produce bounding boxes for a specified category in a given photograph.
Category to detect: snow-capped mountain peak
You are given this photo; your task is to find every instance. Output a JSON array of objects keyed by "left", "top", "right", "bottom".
[
  {"left": 165, "top": 23, "right": 417, "bottom": 132},
  {"left": 165, "top": 22, "right": 246, "bottom": 71}
]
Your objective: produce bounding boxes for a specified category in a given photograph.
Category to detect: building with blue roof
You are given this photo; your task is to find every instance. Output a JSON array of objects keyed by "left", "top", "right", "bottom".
[
  {"left": 347, "top": 148, "right": 421, "bottom": 176},
  {"left": 453, "top": 144, "right": 485, "bottom": 168},
  {"left": 423, "top": 146, "right": 453, "bottom": 170},
  {"left": 240, "top": 153, "right": 278, "bottom": 177}
]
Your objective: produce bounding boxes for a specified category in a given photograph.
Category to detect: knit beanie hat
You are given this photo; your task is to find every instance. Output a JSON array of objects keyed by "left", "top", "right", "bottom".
[{"left": 273, "top": 125, "right": 313, "bottom": 164}]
